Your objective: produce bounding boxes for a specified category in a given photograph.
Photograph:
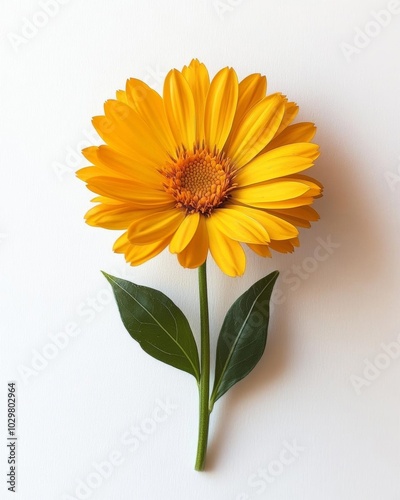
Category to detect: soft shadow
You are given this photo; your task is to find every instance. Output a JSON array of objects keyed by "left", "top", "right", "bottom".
[
  {"left": 205, "top": 305, "right": 290, "bottom": 470},
  {"left": 205, "top": 113, "right": 387, "bottom": 469}
]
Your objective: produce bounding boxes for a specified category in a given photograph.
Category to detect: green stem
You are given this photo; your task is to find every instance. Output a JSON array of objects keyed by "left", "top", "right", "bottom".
[{"left": 194, "top": 261, "right": 210, "bottom": 471}]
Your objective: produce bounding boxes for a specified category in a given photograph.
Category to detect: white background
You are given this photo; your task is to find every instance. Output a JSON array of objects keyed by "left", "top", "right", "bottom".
[{"left": 1, "top": 0, "right": 400, "bottom": 499}]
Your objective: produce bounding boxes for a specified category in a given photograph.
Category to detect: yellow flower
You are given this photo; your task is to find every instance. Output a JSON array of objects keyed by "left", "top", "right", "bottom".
[{"left": 77, "top": 59, "right": 322, "bottom": 277}]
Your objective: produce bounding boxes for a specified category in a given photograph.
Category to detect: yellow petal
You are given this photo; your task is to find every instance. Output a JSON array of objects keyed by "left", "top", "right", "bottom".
[
  {"left": 169, "top": 212, "right": 200, "bottom": 253},
  {"left": 245, "top": 197, "right": 314, "bottom": 209},
  {"left": 182, "top": 59, "right": 210, "bottom": 144},
  {"left": 113, "top": 232, "right": 170, "bottom": 266},
  {"left": 210, "top": 208, "right": 270, "bottom": 244},
  {"left": 116, "top": 90, "right": 128, "bottom": 104},
  {"left": 247, "top": 243, "right": 271, "bottom": 258},
  {"left": 204, "top": 67, "right": 238, "bottom": 151},
  {"left": 177, "top": 216, "right": 208, "bottom": 268},
  {"left": 264, "top": 122, "right": 316, "bottom": 151},
  {"left": 206, "top": 219, "right": 246, "bottom": 277},
  {"left": 79, "top": 145, "right": 158, "bottom": 182},
  {"left": 225, "top": 93, "right": 286, "bottom": 168},
  {"left": 235, "top": 155, "right": 315, "bottom": 187},
  {"left": 230, "top": 205, "right": 298, "bottom": 240},
  {"left": 286, "top": 174, "right": 323, "bottom": 197},
  {"left": 125, "top": 78, "right": 176, "bottom": 156},
  {"left": 233, "top": 180, "right": 311, "bottom": 207},
  {"left": 77, "top": 166, "right": 100, "bottom": 182},
  {"left": 86, "top": 176, "right": 173, "bottom": 207},
  {"left": 85, "top": 203, "right": 138, "bottom": 229},
  {"left": 126, "top": 239, "right": 170, "bottom": 266},
  {"left": 267, "top": 142, "right": 320, "bottom": 161},
  {"left": 242, "top": 141, "right": 320, "bottom": 169},
  {"left": 273, "top": 101, "right": 299, "bottom": 137},
  {"left": 269, "top": 238, "right": 299, "bottom": 253},
  {"left": 103, "top": 100, "right": 167, "bottom": 165},
  {"left": 81, "top": 146, "right": 99, "bottom": 164},
  {"left": 128, "top": 209, "right": 185, "bottom": 245},
  {"left": 273, "top": 206, "right": 319, "bottom": 227},
  {"left": 163, "top": 69, "right": 196, "bottom": 150},
  {"left": 113, "top": 231, "right": 130, "bottom": 253},
  {"left": 92, "top": 115, "right": 133, "bottom": 158},
  {"left": 91, "top": 196, "right": 125, "bottom": 205},
  {"left": 77, "top": 146, "right": 135, "bottom": 181},
  {"left": 96, "top": 146, "right": 163, "bottom": 188},
  {"left": 267, "top": 212, "right": 312, "bottom": 228},
  {"left": 232, "top": 73, "right": 267, "bottom": 131},
  {"left": 92, "top": 205, "right": 166, "bottom": 229}
]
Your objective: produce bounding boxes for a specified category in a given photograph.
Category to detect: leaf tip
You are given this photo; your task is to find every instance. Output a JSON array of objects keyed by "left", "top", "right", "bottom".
[{"left": 101, "top": 270, "right": 113, "bottom": 283}]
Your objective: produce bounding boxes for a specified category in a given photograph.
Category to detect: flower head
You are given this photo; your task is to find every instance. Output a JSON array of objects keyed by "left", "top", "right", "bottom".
[{"left": 77, "top": 59, "right": 322, "bottom": 277}]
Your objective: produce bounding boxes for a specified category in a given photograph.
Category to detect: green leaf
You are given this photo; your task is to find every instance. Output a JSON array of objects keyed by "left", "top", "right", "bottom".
[
  {"left": 103, "top": 272, "right": 200, "bottom": 381},
  {"left": 210, "top": 271, "right": 279, "bottom": 408}
]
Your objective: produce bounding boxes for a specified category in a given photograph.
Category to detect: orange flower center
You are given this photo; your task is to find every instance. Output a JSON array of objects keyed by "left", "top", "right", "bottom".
[{"left": 161, "top": 148, "right": 236, "bottom": 215}]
